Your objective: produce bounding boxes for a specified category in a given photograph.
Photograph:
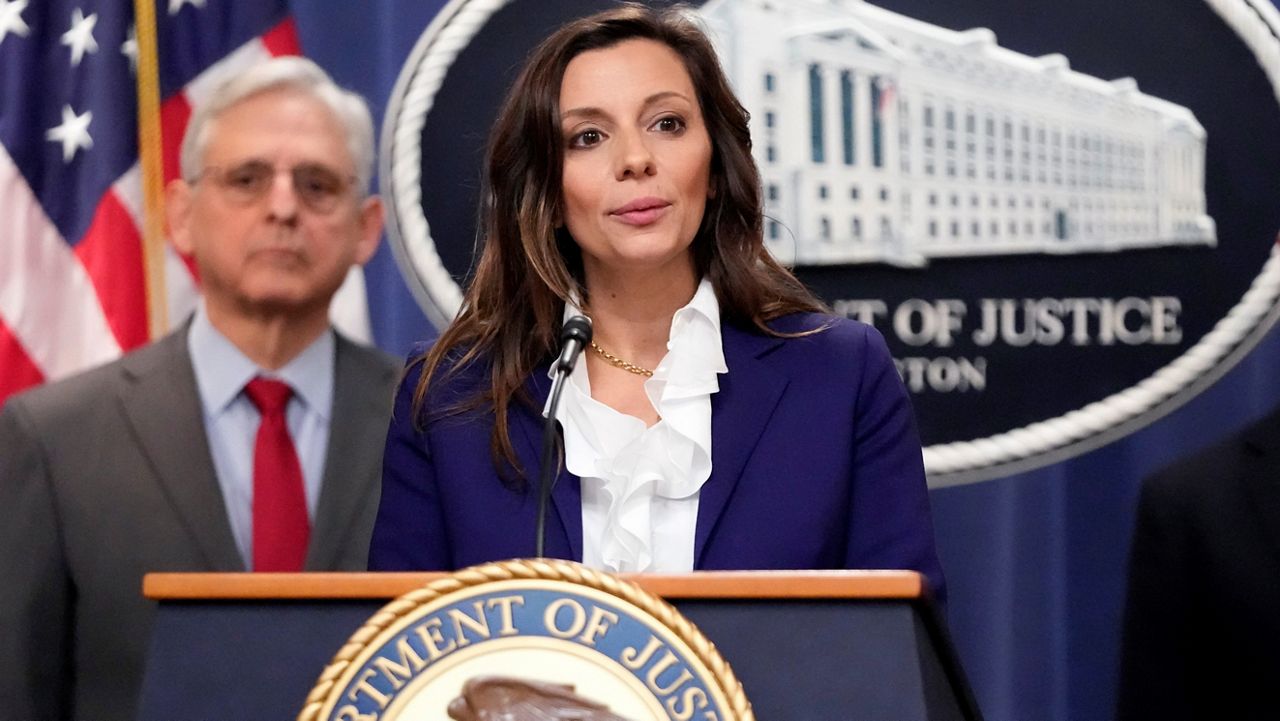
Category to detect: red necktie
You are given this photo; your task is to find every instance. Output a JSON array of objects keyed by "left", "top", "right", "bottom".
[{"left": 244, "top": 377, "right": 309, "bottom": 572}]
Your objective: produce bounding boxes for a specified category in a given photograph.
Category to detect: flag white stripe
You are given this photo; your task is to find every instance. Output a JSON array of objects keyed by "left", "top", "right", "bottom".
[
  {"left": 165, "top": 244, "right": 200, "bottom": 325},
  {"left": 330, "top": 266, "right": 373, "bottom": 344},
  {"left": 0, "top": 144, "right": 122, "bottom": 379},
  {"left": 112, "top": 163, "right": 144, "bottom": 225}
]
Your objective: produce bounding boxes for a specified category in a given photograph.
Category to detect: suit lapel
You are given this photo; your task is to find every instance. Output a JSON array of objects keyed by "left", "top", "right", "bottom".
[
  {"left": 306, "top": 339, "right": 397, "bottom": 570},
  {"left": 119, "top": 330, "right": 244, "bottom": 571},
  {"left": 695, "top": 324, "right": 788, "bottom": 566},
  {"left": 513, "top": 367, "right": 583, "bottom": 562},
  {"left": 1240, "top": 409, "right": 1280, "bottom": 567}
]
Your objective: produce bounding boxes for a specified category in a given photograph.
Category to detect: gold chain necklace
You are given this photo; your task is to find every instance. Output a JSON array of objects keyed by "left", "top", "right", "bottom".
[{"left": 589, "top": 340, "right": 654, "bottom": 377}]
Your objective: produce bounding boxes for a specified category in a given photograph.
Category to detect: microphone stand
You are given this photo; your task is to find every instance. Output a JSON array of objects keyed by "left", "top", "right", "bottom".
[
  {"left": 535, "top": 316, "right": 591, "bottom": 558},
  {"left": 535, "top": 382, "right": 567, "bottom": 558}
]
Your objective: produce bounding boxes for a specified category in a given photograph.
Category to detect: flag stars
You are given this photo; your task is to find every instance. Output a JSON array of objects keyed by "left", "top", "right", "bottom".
[
  {"left": 61, "top": 8, "right": 99, "bottom": 67},
  {"left": 0, "top": 0, "right": 31, "bottom": 48},
  {"left": 168, "top": 0, "right": 207, "bottom": 16},
  {"left": 46, "top": 105, "right": 94, "bottom": 163},
  {"left": 121, "top": 24, "right": 138, "bottom": 72}
]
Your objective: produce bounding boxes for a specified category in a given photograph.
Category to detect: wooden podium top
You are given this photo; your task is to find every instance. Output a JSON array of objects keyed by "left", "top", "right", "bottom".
[{"left": 143, "top": 569, "right": 924, "bottom": 600}]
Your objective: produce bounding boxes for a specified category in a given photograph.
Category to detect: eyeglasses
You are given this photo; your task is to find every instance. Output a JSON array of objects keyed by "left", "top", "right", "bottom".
[{"left": 193, "top": 161, "right": 358, "bottom": 213}]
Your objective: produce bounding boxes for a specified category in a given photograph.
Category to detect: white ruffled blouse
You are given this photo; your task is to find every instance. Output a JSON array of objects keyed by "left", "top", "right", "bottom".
[{"left": 554, "top": 279, "right": 727, "bottom": 573}]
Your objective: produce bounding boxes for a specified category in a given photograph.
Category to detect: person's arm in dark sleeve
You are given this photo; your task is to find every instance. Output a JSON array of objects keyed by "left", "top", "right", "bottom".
[
  {"left": 367, "top": 359, "right": 453, "bottom": 571},
  {"left": 0, "top": 400, "right": 73, "bottom": 720},
  {"left": 1116, "top": 469, "right": 1194, "bottom": 721},
  {"left": 843, "top": 324, "right": 946, "bottom": 605}
]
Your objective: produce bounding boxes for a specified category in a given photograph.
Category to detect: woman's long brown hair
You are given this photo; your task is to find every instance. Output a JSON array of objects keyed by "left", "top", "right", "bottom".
[{"left": 411, "top": 3, "right": 827, "bottom": 481}]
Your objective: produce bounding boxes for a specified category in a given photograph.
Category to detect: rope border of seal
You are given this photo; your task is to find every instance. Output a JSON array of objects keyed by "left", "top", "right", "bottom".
[
  {"left": 296, "top": 559, "right": 755, "bottom": 721},
  {"left": 379, "top": 0, "right": 512, "bottom": 329},
  {"left": 380, "top": 0, "right": 1280, "bottom": 485}
]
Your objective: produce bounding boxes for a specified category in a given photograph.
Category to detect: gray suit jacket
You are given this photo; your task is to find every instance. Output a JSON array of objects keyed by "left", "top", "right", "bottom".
[{"left": 0, "top": 327, "right": 399, "bottom": 721}]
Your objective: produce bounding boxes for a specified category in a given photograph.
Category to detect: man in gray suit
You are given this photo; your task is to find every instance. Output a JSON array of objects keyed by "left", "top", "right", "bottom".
[{"left": 0, "top": 57, "right": 399, "bottom": 721}]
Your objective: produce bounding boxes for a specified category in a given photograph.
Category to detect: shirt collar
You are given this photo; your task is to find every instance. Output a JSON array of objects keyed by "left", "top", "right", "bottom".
[
  {"left": 670, "top": 277, "right": 722, "bottom": 339},
  {"left": 188, "top": 302, "right": 335, "bottom": 419}
]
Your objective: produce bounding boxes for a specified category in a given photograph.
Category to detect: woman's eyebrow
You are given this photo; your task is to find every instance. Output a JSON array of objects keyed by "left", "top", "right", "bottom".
[
  {"left": 561, "top": 91, "right": 693, "bottom": 122},
  {"left": 561, "top": 106, "right": 609, "bottom": 122}
]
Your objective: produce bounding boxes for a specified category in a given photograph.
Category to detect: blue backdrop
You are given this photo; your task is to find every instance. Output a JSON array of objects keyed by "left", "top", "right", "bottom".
[{"left": 289, "top": 2, "right": 1280, "bottom": 719}]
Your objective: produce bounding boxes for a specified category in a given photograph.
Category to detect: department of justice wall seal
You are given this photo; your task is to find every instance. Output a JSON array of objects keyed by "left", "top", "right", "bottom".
[
  {"left": 382, "top": 0, "right": 1280, "bottom": 485},
  {"left": 298, "top": 560, "right": 753, "bottom": 721}
]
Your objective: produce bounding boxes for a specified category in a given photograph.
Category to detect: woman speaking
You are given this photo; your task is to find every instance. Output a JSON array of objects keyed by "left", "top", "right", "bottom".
[{"left": 369, "top": 4, "right": 944, "bottom": 599}]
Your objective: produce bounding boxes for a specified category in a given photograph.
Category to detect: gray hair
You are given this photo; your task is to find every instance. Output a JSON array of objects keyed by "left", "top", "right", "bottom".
[{"left": 179, "top": 56, "right": 376, "bottom": 194}]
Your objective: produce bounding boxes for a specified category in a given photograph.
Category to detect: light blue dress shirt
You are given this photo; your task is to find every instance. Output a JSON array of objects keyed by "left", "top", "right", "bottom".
[{"left": 187, "top": 305, "right": 334, "bottom": 569}]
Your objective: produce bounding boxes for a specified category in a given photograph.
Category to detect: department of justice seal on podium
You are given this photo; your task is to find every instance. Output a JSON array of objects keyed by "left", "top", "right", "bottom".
[{"left": 298, "top": 560, "right": 753, "bottom": 721}]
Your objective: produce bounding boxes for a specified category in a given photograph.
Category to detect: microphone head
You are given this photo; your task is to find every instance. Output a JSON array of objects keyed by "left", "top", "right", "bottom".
[{"left": 561, "top": 315, "right": 593, "bottom": 345}]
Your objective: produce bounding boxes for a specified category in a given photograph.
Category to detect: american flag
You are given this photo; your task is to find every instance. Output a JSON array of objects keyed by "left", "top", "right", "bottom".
[{"left": 0, "top": 0, "right": 369, "bottom": 406}]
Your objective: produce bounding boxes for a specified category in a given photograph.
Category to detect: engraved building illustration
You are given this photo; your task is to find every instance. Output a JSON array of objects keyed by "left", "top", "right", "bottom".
[{"left": 697, "top": 0, "right": 1217, "bottom": 266}]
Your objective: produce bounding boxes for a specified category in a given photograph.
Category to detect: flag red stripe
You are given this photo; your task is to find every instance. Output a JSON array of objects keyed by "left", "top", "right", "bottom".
[
  {"left": 262, "top": 18, "right": 302, "bottom": 56},
  {"left": 0, "top": 317, "right": 46, "bottom": 402},
  {"left": 160, "top": 93, "right": 193, "bottom": 185},
  {"left": 74, "top": 192, "right": 150, "bottom": 351},
  {"left": 158, "top": 95, "right": 201, "bottom": 282}
]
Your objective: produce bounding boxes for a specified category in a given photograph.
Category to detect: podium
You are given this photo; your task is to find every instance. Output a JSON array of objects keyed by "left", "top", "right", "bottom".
[{"left": 138, "top": 570, "right": 980, "bottom": 720}]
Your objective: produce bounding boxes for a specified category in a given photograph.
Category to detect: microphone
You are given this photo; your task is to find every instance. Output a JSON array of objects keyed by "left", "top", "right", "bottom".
[
  {"left": 553, "top": 315, "right": 593, "bottom": 377},
  {"left": 536, "top": 315, "right": 592, "bottom": 558}
]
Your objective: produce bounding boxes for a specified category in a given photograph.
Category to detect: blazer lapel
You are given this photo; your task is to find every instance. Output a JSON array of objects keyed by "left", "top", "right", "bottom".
[
  {"left": 1240, "top": 409, "right": 1280, "bottom": 567},
  {"left": 306, "top": 339, "right": 397, "bottom": 570},
  {"left": 513, "top": 367, "right": 583, "bottom": 562},
  {"left": 119, "top": 330, "right": 244, "bottom": 571},
  {"left": 695, "top": 324, "right": 788, "bottom": 566}
]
